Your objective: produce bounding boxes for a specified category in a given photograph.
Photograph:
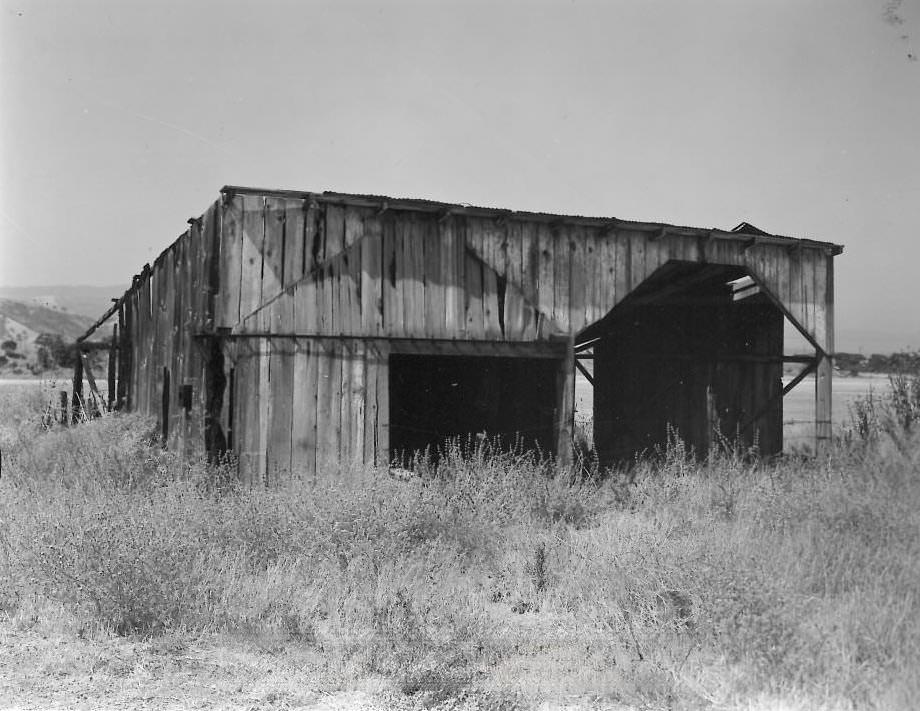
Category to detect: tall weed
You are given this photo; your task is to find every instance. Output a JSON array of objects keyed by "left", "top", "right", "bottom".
[{"left": 1, "top": 378, "right": 918, "bottom": 708}]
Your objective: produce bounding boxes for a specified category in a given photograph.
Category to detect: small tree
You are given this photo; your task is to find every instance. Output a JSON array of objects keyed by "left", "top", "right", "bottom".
[{"left": 34, "top": 333, "right": 78, "bottom": 369}]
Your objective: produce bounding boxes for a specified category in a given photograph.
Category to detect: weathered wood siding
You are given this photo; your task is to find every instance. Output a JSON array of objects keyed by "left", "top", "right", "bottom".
[
  {"left": 227, "top": 336, "right": 387, "bottom": 484},
  {"left": 224, "top": 196, "right": 833, "bottom": 353},
  {"left": 98, "top": 187, "right": 836, "bottom": 479},
  {"left": 121, "top": 201, "right": 221, "bottom": 454}
]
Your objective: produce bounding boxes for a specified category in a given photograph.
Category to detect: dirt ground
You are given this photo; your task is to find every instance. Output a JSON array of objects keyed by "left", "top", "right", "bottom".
[{"left": 0, "top": 621, "right": 632, "bottom": 711}]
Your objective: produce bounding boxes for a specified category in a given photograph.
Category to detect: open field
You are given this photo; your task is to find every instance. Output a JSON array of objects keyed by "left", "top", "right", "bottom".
[
  {"left": 574, "top": 372, "right": 894, "bottom": 451},
  {"left": 1, "top": 378, "right": 919, "bottom": 710}
]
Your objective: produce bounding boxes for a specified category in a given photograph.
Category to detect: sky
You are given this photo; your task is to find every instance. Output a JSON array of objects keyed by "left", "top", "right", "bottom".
[{"left": 1, "top": 0, "right": 918, "bottom": 353}]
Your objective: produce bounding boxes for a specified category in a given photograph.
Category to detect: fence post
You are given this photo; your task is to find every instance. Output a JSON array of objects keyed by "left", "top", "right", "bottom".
[{"left": 72, "top": 354, "right": 84, "bottom": 424}]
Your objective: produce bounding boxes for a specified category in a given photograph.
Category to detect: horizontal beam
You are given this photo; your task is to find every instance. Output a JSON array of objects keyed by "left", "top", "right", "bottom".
[
  {"left": 205, "top": 332, "right": 568, "bottom": 359},
  {"left": 77, "top": 303, "right": 121, "bottom": 343},
  {"left": 78, "top": 339, "right": 115, "bottom": 352},
  {"left": 629, "top": 353, "right": 817, "bottom": 364}
]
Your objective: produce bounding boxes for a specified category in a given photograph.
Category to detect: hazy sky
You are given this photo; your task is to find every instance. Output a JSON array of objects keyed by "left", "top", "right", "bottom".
[{"left": 1, "top": 0, "right": 918, "bottom": 352}]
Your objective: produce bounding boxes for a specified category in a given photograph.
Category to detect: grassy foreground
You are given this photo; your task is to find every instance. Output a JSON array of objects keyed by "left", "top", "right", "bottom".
[{"left": 1, "top": 381, "right": 919, "bottom": 710}]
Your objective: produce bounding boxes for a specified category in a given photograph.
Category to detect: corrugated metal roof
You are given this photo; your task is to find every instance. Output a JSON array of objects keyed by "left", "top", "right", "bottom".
[{"left": 220, "top": 185, "right": 843, "bottom": 254}]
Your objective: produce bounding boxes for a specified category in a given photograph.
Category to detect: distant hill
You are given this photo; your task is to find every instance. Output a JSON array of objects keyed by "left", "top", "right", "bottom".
[
  {"left": 0, "top": 298, "right": 95, "bottom": 341},
  {"left": 0, "top": 285, "right": 127, "bottom": 320},
  {"left": 0, "top": 298, "right": 99, "bottom": 376}
]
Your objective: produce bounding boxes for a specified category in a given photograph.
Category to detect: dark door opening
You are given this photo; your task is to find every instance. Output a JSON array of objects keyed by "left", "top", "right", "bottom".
[
  {"left": 584, "top": 262, "right": 784, "bottom": 464},
  {"left": 389, "top": 354, "right": 558, "bottom": 465}
]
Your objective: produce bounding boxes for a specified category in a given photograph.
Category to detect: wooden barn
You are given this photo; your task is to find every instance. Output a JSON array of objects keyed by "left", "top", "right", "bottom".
[{"left": 77, "top": 186, "right": 842, "bottom": 482}]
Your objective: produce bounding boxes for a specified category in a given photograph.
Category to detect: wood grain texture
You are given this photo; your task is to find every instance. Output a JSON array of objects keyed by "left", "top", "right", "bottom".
[
  {"left": 464, "top": 249, "right": 485, "bottom": 338},
  {"left": 351, "top": 341, "right": 366, "bottom": 466},
  {"left": 363, "top": 343, "right": 379, "bottom": 466},
  {"left": 324, "top": 204, "right": 346, "bottom": 265},
  {"left": 267, "top": 304, "right": 294, "bottom": 477},
  {"left": 218, "top": 195, "right": 244, "bottom": 328},
  {"left": 283, "top": 199, "right": 305, "bottom": 288},
  {"left": 240, "top": 195, "right": 264, "bottom": 321},
  {"left": 339, "top": 340, "right": 353, "bottom": 463},
  {"left": 536, "top": 223, "right": 555, "bottom": 337},
  {"left": 262, "top": 197, "right": 285, "bottom": 303},
  {"left": 110, "top": 188, "right": 842, "bottom": 477},
  {"left": 424, "top": 218, "right": 444, "bottom": 337}
]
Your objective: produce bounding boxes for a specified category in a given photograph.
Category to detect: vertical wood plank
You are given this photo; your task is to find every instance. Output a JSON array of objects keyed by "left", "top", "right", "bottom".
[
  {"left": 520, "top": 222, "right": 540, "bottom": 338},
  {"left": 320, "top": 263, "right": 335, "bottom": 335},
  {"left": 305, "top": 339, "right": 320, "bottom": 476},
  {"left": 171, "top": 231, "right": 192, "bottom": 456},
  {"left": 361, "top": 215, "right": 384, "bottom": 336},
  {"left": 283, "top": 198, "right": 306, "bottom": 287},
  {"left": 503, "top": 221, "right": 526, "bottom": 339},
  {"left": 613, "top": 231, "right": 630, "bottom": 308},
  {"left": 202, "top": 201, "right": 220, "bottom": 332},
  {"left": 304, "top": 200, "right": 321, "bottom": 275},
  {"left": 186, "top": 223, "right": 204, "bottom": 444},
  {"left": 339, "top": 340, "right": 353, "bottom": 463},
  {"left": 569, "top": 226, "right": 587, "bottom": 334},
  {"left": 235, "top": 341, "right": 254, "bottom": 486},
  {"left": 482, "top": 261, "right": 502, "bottom": 338},
  {"left": 452, "top": 217, "right": 467, "bottom": 335},
  {"left": 408, "top": 218, "right": 427, "bottom": 335},
  {"left": 382, "top": 217, "right": 402, "bottom": 337},
  {"left": 240, "top": 195, "right": 264, "bottom": 320},
  {"left": 160, "top": 248, "right": 175, "bottom": 438},
  {"left": 116, "top": 305, "right": 128, "bottom": 409},
  {"left": 107, "top": 323, "right": 117, "bottom": 411},
  {"left": 217, "top": 195, "right": 243, "bottom": 328},
  {"left": 268, "top": 305, "right": 294, "bottom": 478},
  {"left": 343, "top": 207, "right": 364, "bottom": 334},
  {"left": 816, "top": 253, "right": 834, "bottom": 454},
  {"left": 464, "top": 250, "right": 485, "bottom": 338},
  {"left": 325, "top": 204, "right": 346, "bottom": 263},
  {"left": 376, "top": 343, "right": 390, "bottom": 465},
  {"left": 351, "top": 341, "right": 366, "bottom": 466},
  {"left": 397, "top": 217, "right": 415, "bottom": 335},
  {"left": 262, "top": 197, "right": 285, "bottom": 303},
  {"left": 424, "top": 217, "right": 445, "bottom": 337},
  {"left": 555, "top": 337, "right": 575, "bottom": 467},
  {"left": 364, "top": 343, "right": 379, "bottom": 466},
  {"left": 329, "top": 341, "right": 343, "bottom": 470},
  {"left": 313, "top": 340, "right": 332, "bottom": 474},
  {"left": 552, "top": 226, "right": 571, "bottom": 334},
  {"left": 536, "top": 223, "right": 555, "bottom": 337},
  {"left": 257, "top": 316, "right": 271, "bottom": 486},
  {"left": 629, "top": 231, "right": 647, "bottom": 296}
]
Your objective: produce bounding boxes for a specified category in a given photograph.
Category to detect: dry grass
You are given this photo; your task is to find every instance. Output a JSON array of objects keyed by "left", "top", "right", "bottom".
[{"left": 1, "top": 379, "right": 919, "bottom": 710}]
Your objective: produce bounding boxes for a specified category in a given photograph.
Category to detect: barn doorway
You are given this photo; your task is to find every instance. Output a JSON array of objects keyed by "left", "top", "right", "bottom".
[
  {"left": 388, "top": 353, "right": 559, "bottom": 466},
  {"left": 580, "top": 262, "right": 787, "bottom": 463}
]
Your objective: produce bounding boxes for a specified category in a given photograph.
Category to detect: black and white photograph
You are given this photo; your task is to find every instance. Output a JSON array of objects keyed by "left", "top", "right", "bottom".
[{"left": 1, "top": 1, "right": 918, "bottom": 709}]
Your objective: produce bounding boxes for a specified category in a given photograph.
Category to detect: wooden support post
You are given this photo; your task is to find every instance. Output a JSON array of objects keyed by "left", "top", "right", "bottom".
[
  {"left": 81, "top": 352, "right": 103, "bottom": 418},
  {"left": 116, "top": 305, "right": 127, "bottom": 410},
  {"left": 107, "top": 324, "right": 117, "bottom": 412},
  {"left": 815, "top": 352, "right": 832, "bottom": 454},
  {"left": 555, "top": 337, "right": 576, "bottom": 467},
  {"left": 815, "top": 258, "right": 834, "bottom": 455},
  {"left": 123, "top": 297, "right": 134, "bottom": 410},
  {"left": 72, "top": 352, "right": 84, "bottom": 424}
]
